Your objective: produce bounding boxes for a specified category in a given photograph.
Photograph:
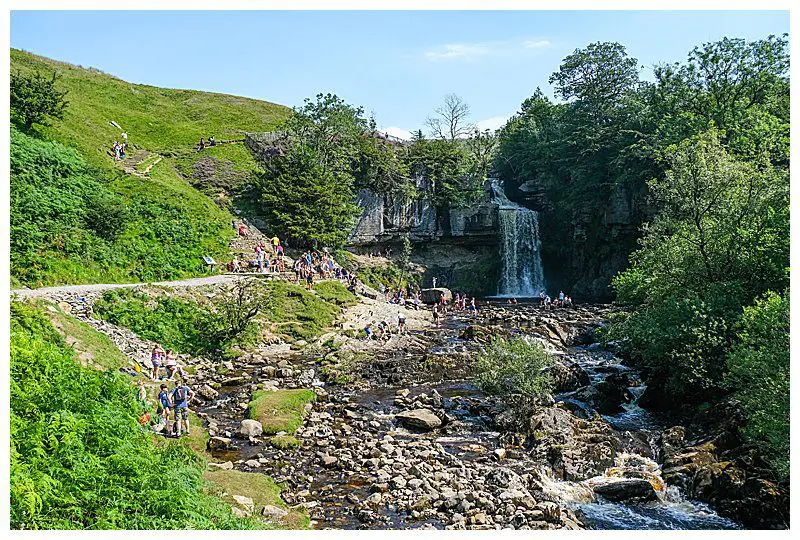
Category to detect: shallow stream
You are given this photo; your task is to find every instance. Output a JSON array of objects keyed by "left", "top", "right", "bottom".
[{"left": 198, "top": 302, "right": 739, "bottom": 530}]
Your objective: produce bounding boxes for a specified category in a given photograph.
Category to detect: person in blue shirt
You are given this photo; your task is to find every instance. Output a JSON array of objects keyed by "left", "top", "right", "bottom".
[
  {"left": 157, "top": 383, "right": 173, "bottom": 437},
  {"left": 169, "top": 381, "right": 195, "bottom": 438}
]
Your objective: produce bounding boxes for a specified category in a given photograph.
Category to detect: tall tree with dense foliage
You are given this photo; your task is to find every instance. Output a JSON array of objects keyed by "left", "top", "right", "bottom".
[
  {"left": 606, "top": 128, "right": 789, "bottom": 409},
  {"left": 495, "top": 42, "right": 652, "bottom": 298},
  {"left": 650, "top": 34, "right": 789, "bottom": 165},
  {"left": 256, "top": 94, "right": 373, "bottom": 249},
  {"left": 494, "top": 35, "right": 789, "bottom": 300},
  {"left": 10, "top": 69, "right": 69, "bottom": 129}
]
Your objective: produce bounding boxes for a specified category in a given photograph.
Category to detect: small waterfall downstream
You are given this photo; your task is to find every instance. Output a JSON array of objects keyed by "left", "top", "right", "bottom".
[{"left": 490, "top": 179, "right": 545, "bottom": 297}]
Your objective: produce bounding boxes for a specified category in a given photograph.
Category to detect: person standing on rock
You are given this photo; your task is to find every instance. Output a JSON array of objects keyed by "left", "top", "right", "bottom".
[
  {"left": 397, "top": 311, "right": 406, "bottom": 334},
  {"left": 170, "top": 380, "right": 195, "bottom": 438},
  {"left": 151, "top": 344, "right": 165, "bottom": 380},
  {"left": 469, "top": 297, "right": 477, "bottom": 315},
  {"left": 271, "top": 235, "right": 280, "bottom": 254},
  {"left": 432, "top": 303, "right": 441, "bottom": 327}
]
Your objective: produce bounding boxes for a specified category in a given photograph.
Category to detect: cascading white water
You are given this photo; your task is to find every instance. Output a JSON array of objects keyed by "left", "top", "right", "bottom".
[{"left": 490, "top": 178, "right": 545, "bottom": 297}]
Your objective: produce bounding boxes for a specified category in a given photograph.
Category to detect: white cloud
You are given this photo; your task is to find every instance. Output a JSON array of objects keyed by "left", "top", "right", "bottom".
[
  {"left": 424, "top": 43, "right": 492, "bottom": 61},
  {"left": 476, "top": 115, "right": 510, "bottom": 133},
  {"left": 380, "top": 126, "right": 413, "bottom": 141},
  {"left": 523, "top": 39, "right": 551, "bottom": 49},
  {"left": 424, "top": 37, "right": 551, "bottom": 61}
]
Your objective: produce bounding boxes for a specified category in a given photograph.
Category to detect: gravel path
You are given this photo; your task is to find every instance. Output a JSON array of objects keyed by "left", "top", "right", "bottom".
[{"left": 10, "top": 273, "right": 245, "bottom": 299}]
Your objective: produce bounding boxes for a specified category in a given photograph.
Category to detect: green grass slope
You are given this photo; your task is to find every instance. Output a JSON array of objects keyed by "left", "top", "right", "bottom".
[
  {"left": 9, "top": 301, "right": 263, "bottom": 530},
  {"left": 10, "top": 49, "right": 290, "bottom": 288}
]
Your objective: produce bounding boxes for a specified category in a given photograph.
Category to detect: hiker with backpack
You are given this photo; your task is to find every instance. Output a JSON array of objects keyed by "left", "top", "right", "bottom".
[{"left": 170, "top": 381, "right": 195, "bottom": 438}]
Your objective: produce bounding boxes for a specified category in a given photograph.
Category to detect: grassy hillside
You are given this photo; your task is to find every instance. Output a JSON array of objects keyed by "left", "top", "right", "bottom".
[
  {"left": 9, "top": 301, "right": 258, "bottom": 529},
  {"left": 10, "top": 49, "right": 289, "bottom": 288},
  {"left": 11, "top": 300, "right": 307, "bottom": 530},
  {"left": 11, "top": 48, "right": 288, "bottom": 173}
]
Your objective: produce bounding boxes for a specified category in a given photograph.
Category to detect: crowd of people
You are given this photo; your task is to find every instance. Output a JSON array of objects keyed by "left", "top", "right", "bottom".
[
  {"left": 431, "top": 291, "right": 477, "bottom": 327},
  {"left": 227, "top": 234, "right": 285, "bottom": 274},
  {"left": 538, "top": 289, "right": 574, "bottom": 310},
  {"left": 379, "top": 284, "right": 421, "bottom": 310},
  {"left": 293, "top": 249, "right": 348, "bottom": 290}
]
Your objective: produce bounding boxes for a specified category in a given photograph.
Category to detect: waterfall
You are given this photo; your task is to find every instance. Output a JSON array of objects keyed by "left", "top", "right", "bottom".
[{"left": 490, "top": 178, "right": 545, "bottom": 297}]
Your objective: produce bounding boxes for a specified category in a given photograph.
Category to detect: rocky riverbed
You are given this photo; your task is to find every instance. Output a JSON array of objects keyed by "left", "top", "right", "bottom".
[{"left": 30, "top": 287, "right": 784, "bottom": 529}]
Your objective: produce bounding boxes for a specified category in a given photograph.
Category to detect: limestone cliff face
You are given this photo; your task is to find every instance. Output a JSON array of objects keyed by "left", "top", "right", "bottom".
[
  {"left": 507, "top": 178, "right": 650, "bottom": 302},
  {"left": 348, "top": 189, "right": 497, "bottom": 245},
  {"left": 347, "top": 189, "right": 501, "bottom": 296}
]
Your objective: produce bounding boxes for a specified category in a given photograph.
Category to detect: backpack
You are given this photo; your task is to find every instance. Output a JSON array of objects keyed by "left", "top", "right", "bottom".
[{"left": 174, "top": 386, "right": 187, "bottom": 404}]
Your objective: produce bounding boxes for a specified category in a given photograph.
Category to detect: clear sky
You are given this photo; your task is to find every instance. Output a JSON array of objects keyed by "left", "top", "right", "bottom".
[{"left": 10, "top": 10, "right": 789, "bottom": 138}]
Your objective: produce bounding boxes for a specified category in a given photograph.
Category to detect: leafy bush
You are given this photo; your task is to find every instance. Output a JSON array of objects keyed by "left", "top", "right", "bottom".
[
  {"left": 606, "top": 131, "right": 789, "bottom": 407},
  {"left": 726, "top": 291, "right": 789, "bottom": 480},
  {"left": 355, "top": 260, "right": 419, "bottom": 292},
  {"left": 85, "top": 192, "right": 129, "bottom": 241},
  {"left": 10, "top": 301, "right": 256, "bottom": 530},
  {"left": 93, "top": 289, "right": 219, "bottom": 356},
  {"left": 95, "top": 281, "right": 349, "bottom": 353},
  {"left": 474, "top": 337, "right": 555, "bottom": 424},
  {"left": 10, "top": 69, "right": 68, "bottom": 129}
]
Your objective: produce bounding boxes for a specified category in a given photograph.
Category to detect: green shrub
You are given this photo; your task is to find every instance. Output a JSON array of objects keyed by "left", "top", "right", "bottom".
[
  {"left": 726, "top": 290, "right": 789, "bottom": 480},
  {"left": 93, "top": 289, "right": 217, "bottom": 356},
  {"left": 10, "top": 69, "right": 68, "bottom": 129},
  {"left": 474, "top": 337, "right": 555, "bottom": 424},
  {"left": 356, "top": 261, "right": 419, "bottom": 291},
  {"left": 9, "top": 301, "right": 257, "bottom": 530}
]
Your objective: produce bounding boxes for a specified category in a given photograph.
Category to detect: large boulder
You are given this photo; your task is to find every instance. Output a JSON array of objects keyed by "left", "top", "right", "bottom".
[
  {"left": 239, "top": 419, "right": 264, "bottom": 438},
  {"left": 529, "top": 407, "right": 621, "bottom": 481},
  {"left": 594, "top": 373, "right": 634, "bottom": 414},
  {"left": 549, "top": 361, "right": 590, "bottom": 393},
  {"left": 593, "top": 479, "right": 658, "bottom": 503},
  {"left": 395, "top": 409, "right": 443, "bottom": 431},
  {"left": 359, "top": 284, "right": 380, "bottom": 300},
  {"left": 420, "top": 288, "right": 452, "bottom": 305},
  {"left": 197, "top": 384, "right": 219, "bottom": 401}
]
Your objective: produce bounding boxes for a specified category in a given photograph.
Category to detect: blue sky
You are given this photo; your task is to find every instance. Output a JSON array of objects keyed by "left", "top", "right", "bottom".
[{"left": 10, "top": 10, "right": 789, "bottom": 138}]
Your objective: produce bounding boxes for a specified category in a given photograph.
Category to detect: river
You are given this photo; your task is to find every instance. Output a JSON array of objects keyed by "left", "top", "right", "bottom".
[{"left": 197, "top": 301, "right": 739, "bottom": 530}]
